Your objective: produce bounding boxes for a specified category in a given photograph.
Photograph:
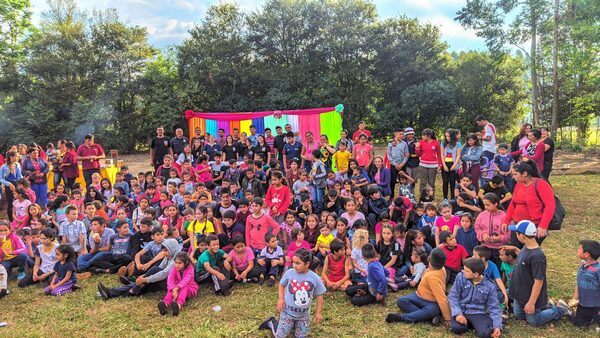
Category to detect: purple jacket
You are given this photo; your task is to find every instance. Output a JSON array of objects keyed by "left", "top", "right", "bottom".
[
  {"left": 448, "top": 272, "right": 503, "bottom": 330},
  {"left": 0, "top": 233, "right": 27, "bottom": 261},
  {"left": 371, "top": 167, "right": 391, "bottom": 196}
]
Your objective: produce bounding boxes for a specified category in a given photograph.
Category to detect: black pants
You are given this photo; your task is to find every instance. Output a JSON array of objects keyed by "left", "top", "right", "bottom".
[
  {"left": 451, "top": 313, "right": 495, "bottom": 338},
  {"left": 573, "top": 305, "right": 600, "bottom": 327},
  {"left": 390, "top": 164, "right": 403, "bottom": 199},
  {"left": 18, "top": 270, "right": 54, "bottom": 288},
  {"left": 257, "top": 258, "right": 281, "bottom": 277},
  {"left": 4, "top": 184, "right": 15, "bottom": 221},
  {"left": 441, "top": 165, "right": 458, "bottom": 201},
  {"left": 445, "top": 267, "right": 459, "bottom": 286},
  {"left": 346, "top": 284, "right": 378, "bottom": 306},
  {"left": 92, "top": 254, "right": 132, "bottom": 273},
  {"left": 196, "top": 266, "right": 231, "bottom": 294},
  {"left": 65, "top": 177, "right": 77, "bottom": 190},
  {"left": 542, "top": 161, "right": 553, "bottom": 182},
  {"left": 83, "top": 169, "right": 100, "bottom": 188},
  {"left": 106, "top": 266, "right": 166, "bottom": 298}
]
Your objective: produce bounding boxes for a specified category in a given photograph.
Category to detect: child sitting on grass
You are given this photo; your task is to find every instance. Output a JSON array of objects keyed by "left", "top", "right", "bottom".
[
  {"left": 448, "top": 257, "right": 503, "bottom": 338},
  {"left": 228, "top": 236, "right": 260, "bottom": 284},
  {"left": 259, "top": 248, "right": 325, "bottom": 337},
  {"left": 397, "top": 248, "right": 427, "bottom": 290},
  {"left": 386, "top": 248, "right": 451, "bottom": 325},
  {"left": 321, "top": 239, "right": 351, "bottom": 291},
  {"left": 438, "top": 230, "right": 468, "bottom": 285},
  {"left": 314, "top": 223, "right": 334, "bottom": 262},
  {"left": 346, "top": 243, "right": 389, "bottom": 306},
  {"left": 473, "top": 245, "right": 509, "bottom": 306},
  {"left": 257, "top": 234, "right": 285, "bottom": 287},
  {"left": 568, "top": 239, "right": 600, "bottom": 328},
  {"left": 44, "top": 244, "right": 77, "bottom": 296},
  {"left": 195, "top": 235, "right": 232, "bottom": 296},
  {"left": 157, "top": 251, "right": 198, "bottom": 316}
]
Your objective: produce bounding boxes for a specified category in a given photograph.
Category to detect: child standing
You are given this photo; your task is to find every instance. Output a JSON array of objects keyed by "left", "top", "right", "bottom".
[
  {"left": 475, "top": 193, "right": 510, "bottom": 267},
  {"left": 346, "top": 243, "right": 388, "bottom": 306},
  {"left": 494, "top": 144, "right": 514, "bottom": 191},
  {"left": 321, "top": 239, "right": 351, "bottom": 291},
  {"left": 264, "top": 171, "right": 291, "bottom": 224},
  {"left": 44, "top": 244, "right": 77, "bottom": 296},
  {"left": 258, "top": 248, "right": 325, "bottom": 338},
  {"left": 386, "top": 248, "right": 451, "bottom": 325},
  {"left": 309, "top": 150, "right": 327, "bottom": 213},
  {"left": 158, "top": 252, "right": 198, "bottom": 316},
  {"left": 568, "top": 239, "right": 600, "bottom": 327},
  {"left": 448, "top": 257, "right": 503, "bottom": 337},
  {"left": 504, "top": 220, "right": 570, "bottom": 326}
]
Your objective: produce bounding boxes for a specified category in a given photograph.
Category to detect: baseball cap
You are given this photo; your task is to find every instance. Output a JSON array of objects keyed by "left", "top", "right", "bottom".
[
  {"left": 509, "top": 220, "right": 537, "bottom": 236},
  {"left": 404, "top": 127, "right": 415, "bottom": 135}
]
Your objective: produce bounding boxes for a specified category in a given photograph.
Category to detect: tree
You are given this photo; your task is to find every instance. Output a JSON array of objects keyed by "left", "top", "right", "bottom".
[{"left": 456, "top": 0, "right": 551, "bottom": 126}]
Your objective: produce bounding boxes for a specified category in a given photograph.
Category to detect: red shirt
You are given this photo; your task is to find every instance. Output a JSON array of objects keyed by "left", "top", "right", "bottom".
[
  {"left": 352, "top": 129, "right": 371, "bottom": 142},
  {"left": 76, "top": 143, "right": 105, "bottom": 170},
  {"left": 415, "top": 139, "right": 442, "bottom": 168},
  {"left": 265, "top": 184, "right": 292, "bottom": 215},
  {"left": 504, "top": 178, "right": 555, "bottom": 229},
  {"left": 441, "top": 244, "right": 468, "bottom": 272}
]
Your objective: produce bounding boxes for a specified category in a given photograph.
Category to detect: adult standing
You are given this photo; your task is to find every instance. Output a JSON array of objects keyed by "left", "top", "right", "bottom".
[
  {"left": 511, "top": 129, "right": 545, "bottom": 175},
  {"left": 191, "top": 127, "right": 205, "bottom": 146},
  {"left": 51, "top": 140, "right": 66, "bottom": 188},
  {"left": 60, "top": 141, "right": 79, "bottom": 190},
  {"left": 283, "top": 132, "right": 303, "bottom": 172},
  {"left": 21, "top": 147, "right": 50, "bottom": 208},
  {"left": 502, "top": 161, "right": 555, "bottom": 247},
  {"left": 0, "top": 151, "right": 23, "bottom": 221},
  {"left": 77, "top": 134, "right": 105, "bottom": 188},
  {"left": 540, "top": 128, "right": 555, "bottom": 181},
  {"left": 403, "top": 128, "right": 420, "bottom": 182},
  {"left": 150, "top": 127, "right": 173, "bottom": 171},
  {"left": 254, "top": 135, "right": 272, "bottom": 165},
  {"left": 301, "top": 132, "right": 319, "bottom": 173},
  {"left": 475, "top": 115, "right": 497, "bottom": 184},
  {"left": 387, "top": 130, "right": 409, "bottom": 198},
  {"left": 335, "top": 130, "right": 354, "bottom": 153},
  {"left": 203, "top": 134, "right": 221, "bottom": 162},
  {"left": 461, "top": 134, "right": 483, "bottom": 191},
  {"left": 415, "top": 129, "right": 442, "bottom": 198},
  {"left": 440, "top": 129, "right": 462, "bottom": 201},
  {"left": 171, "top": 128, "right": 189, "bottom": 158},
  {"left": 273, "top": 126, "right": 286, "bottom": 168},
  {"left": 352, "top": 121, "right": 371, "bottom": 143},
  {"left": 247, "top": 125, "right": 259, "bottom": 147},
  {"left": 215, "top": 128, "right": 226, "bottom": 148},
  {"left": 510, "top": 123, "right": 533, "bottom": 159},
  {"left": 319, "top": 135, "right": 336, "bottom": 170}
]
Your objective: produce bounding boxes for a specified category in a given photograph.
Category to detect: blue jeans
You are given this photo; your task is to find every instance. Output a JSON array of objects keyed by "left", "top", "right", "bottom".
[
  {"left": 53, "top": 172, "right": 64, "bottom": 188},
  {"left": 32, "top": 182, "right": 48, "bottom": 208},
  {"left": 513, "top": 299, "right": 565, "bottom": 326},
  {"left": 77, "top": 252, "right": 112, "bottom": 272},
  {"left": 311, "top": 185, "right": 324, "bottom": 213},
  {"left": 396, "top": 292, "right": 441, "bottom": 322},
  {"left": 1, "top": 253, "right": 29, "bottom": 275}
]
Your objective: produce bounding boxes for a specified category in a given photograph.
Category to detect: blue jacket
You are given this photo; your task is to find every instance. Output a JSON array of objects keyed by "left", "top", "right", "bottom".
[
  {"left": 367, "top": 260, "right": 389, "bottom": 297},
  {"left": 370, "top": 167, "right": 391, "bottom": 196},
  {"left": 0, "top": 163, "right": 22, "bottom": 186},
  {"left": 461, "top": 145, "right": 483, "bottom": 163},
  {"left": 449, "top": 272, "right": 503, "bottom": 330},
  {"left": 455, "top": 226, "right": 479, "bottom": 256}
]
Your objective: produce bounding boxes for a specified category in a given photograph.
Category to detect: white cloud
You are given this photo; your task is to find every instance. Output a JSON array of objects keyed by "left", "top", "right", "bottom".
[{"left": 424, "top": 15, "right": 479, "bottom": 41}]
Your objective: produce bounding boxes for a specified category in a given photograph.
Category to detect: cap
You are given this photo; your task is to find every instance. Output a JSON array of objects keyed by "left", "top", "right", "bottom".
[
  {"left": 509, "top": 220, "right": 537, "bottom": 236},
  {"left": 404, "top": 127, "right": 415, "bottom": 135}
]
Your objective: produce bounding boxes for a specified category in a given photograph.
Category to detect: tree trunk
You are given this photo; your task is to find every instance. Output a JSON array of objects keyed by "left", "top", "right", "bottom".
[
  {"left": 531, "top": 16, "right": 539, "bottom": 126},
  {"left": 551, "top": 0, "right": 559, "bottom": 134}
]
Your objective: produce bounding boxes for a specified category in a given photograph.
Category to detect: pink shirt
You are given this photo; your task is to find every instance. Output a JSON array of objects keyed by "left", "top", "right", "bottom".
[
  {"left": 341, "top": 211, "right": 366, "bottom": 229},
  {"left": 435, "top": 215, "right": 460, "bottom": 234},
  {"left": 286, "top": 240, "right": 311, "bottom": 267},
  {"left": 354, "top": 143, "right": 372, "bottom": 167},
  {"left": 230, "top": 246, "right": 254, "bottom": 272},
  {"left": 195, "top": 163, "right": 211, "bottom": 182},
  {"left": 13, "top": 199, "right": 32, "bottom": 219}
]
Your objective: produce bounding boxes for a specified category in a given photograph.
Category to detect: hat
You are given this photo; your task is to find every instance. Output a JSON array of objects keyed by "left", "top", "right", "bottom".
[
  {"left": 404, "top": 127, "right": 415, "bottom": 135},
  {"left": 509, "top": 220, "right": 537, "bottom": 236},
  {"left": 491, "top": 175, "right": 504, "bottom": 185},
  {"left": 428, "top": 248, "right": 447, "bottom": 269}
]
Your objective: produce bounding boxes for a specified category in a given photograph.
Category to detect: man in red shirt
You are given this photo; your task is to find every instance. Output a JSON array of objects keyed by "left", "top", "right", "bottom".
[
  {"left": 76, "top": 134, "right": 105, "bottom": 188},
  {"left": 352, "top": 121, "right": 372, "bottom": 143}
]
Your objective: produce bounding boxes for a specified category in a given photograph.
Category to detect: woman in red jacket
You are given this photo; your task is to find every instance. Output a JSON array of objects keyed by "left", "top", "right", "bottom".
[
  {"left": 511, "top": 129, "right": 545, "bottom": 174},
  {"left": 59, "top": 141, "right": 80, "bottom": 190},
  {"left": 414, "top": 129, "right": 442, "bottom": 199},
  {"left": 502, "top": 161, "right": 555, "bottom": 247}
]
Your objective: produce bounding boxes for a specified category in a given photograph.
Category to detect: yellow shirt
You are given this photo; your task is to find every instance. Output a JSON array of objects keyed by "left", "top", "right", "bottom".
[
  {"left": 316, "top": 233, "right": 335, "bottom": 247},
  {"left": 188, "top": 219, "right": 215, "bottom": 249},
  {"left": 333, "top": 150, "right": 351, "bottom": 172},
  {"left": 1, "top": 238, "right": 15, "bottom": 260}
]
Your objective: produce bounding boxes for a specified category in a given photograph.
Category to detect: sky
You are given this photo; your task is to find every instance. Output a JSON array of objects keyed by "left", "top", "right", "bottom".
[{"left": 29, "top": 0, "right": 486, "bottom": 51}]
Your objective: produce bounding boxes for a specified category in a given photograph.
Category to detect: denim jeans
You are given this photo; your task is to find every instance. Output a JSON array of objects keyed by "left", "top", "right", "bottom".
[
  {"left": 32, "top": 182, "right": 48, "bottom": 208},
  {"left": 1, "top": 253, "right": 29, "bottom": 275},
  {"left": 396, "top": 292, "right": 441, "bottom": 322},
  {"left": 77, "top": 251, "right": 112, "bottom": 272},
  {"left": 311, "top": 185, "right": 325, "bottom": 213},
  {"left": 513, "top": 299, "right": 565, "bottom": 326}
]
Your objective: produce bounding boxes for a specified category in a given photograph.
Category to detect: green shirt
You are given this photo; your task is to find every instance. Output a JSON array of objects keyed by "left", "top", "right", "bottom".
[
  {"left": 501, "top": 261, "right": 514, "bottom": 288},
  {"left": 196, "top": 249, "right": 225, "bottom": 273}
]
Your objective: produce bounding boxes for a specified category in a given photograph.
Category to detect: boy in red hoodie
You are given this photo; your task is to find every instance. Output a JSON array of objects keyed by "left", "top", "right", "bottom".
[{"left": 439, "top": 230, "right": 468, "bottom": 285}]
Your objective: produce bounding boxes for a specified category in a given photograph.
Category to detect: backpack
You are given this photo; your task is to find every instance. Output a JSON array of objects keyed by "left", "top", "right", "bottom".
[{"left": 533, "top": 180, "right": 565, "bottom": 230}]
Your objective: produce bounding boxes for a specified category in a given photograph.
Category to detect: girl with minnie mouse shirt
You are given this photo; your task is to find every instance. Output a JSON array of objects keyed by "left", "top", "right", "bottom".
[{"left": 259, "top": 248, "right": 326, "bottom": 337}]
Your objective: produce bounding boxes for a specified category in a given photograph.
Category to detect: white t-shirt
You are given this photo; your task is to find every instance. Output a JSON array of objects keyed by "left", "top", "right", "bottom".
[
  {"left": 37, "top": 243, "right": 59, "bottom": 274},
  {"left": 482, "top": 123, "right": 497, "bottom": 153}
]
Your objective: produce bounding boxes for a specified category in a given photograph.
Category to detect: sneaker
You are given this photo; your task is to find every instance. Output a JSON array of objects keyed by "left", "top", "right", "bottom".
[
  {"left": 97, "top": 283, "right": 110, "bottom": 300},
  {"left": 431, "top": 315, "right": 442, "bottom": 326},
  {"left": 249, "top": 277, "right": 258, "bottom": 283},
  {"left": 119, "top": 275, "right": 132, "bottom": 285},
  {"left": 259, "top": 316, "right": 275, "bottom": 330},
  {"left": 385, "top": 313, "right": 404, "bottom": 323},
  {"left": 157, "top": 301, "right": 168, "bottom": 316},
  {"left": 258, "top": 275, "right": 265, "bottom": 286},
  {"left": 171, "top": 302, "right": 180, "bottom": 316},
  {"left": 386, "top": 277, "right": 395, "bottom": 284},
  {"left": 77, "top": 272, "right": 92, "bottom": 280},
  {"left": 17, "top": 272, "right": 26, "bottom": 281},
  {"left": 557, "top": 299, "right": 573, "bottom": 317},
  {"left": 0, "top": 289, "right": 7, "bottom": 298},
  {"left": 548, "top": 298, "right": 557, "bottom": 307},
  {"left": 267, "top": 277, "right": 275, "bottom": 287},
  {"left": 387, "top": 282, "right": 399, "bottom": 292},
  {"left": 117, "top": 266, "right": 127, "bottom": 277}
]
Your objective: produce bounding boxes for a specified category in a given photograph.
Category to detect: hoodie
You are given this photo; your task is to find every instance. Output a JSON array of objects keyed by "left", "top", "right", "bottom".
[
  {"left": 144, "top": 238, "right": 181, "bottom": 284},
  {"left": 0, "top": 233, "right": 26, "bottom": 261}
]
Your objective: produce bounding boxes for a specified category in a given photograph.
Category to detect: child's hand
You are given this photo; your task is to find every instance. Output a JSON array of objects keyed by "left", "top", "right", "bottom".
[
  {"left": 491, "top": 328, "right": 502, "bottom": 338},
  {"left": 277, "top": 298, "right": 285, "bottom": 312},
  {"left": 49, "top": 284, "right": 56, "bottom": 290},
  {"left": 258, "top": 258, "right": 265, "bottom": 266},
  {"left": 172, "top": 288, "right": 179, "bottom": 299},
  {"left": 409, "top": 280, "right": 416, "bottom": 287},
  {"left": 376, "top": 293, "right": 384, "bottom": 302},
  {"left": 455, "top": 315, "right": 467, "bottom": 325},
  {"left": 135, "top": 276, "right": 146, "bottom": 286},
  {"left": 216, "top": 272, "right": 226, "bottom": 281}
]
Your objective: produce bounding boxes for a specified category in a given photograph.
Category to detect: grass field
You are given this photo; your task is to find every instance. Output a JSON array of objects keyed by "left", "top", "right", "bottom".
[{"left": 2, "top": 174, "right": 600, "bottom": 337}]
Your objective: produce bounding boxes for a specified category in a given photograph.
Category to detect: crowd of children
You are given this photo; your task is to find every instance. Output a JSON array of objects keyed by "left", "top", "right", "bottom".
[{"left": 0, "top": 121, "right": 598, "bottom": 337}]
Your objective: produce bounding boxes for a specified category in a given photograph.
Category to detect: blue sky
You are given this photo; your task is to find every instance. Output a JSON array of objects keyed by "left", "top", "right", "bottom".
[{"left": 30, "top": 0, "right": 486, "bottom": 51}]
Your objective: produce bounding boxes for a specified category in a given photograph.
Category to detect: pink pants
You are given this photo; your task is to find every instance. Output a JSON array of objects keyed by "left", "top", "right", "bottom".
[
  {"left": 163, "top": 284, "right": 198, "bottom": 306},
  {"left": 386, "top": 267, "right": 396, "bottom": 278}
]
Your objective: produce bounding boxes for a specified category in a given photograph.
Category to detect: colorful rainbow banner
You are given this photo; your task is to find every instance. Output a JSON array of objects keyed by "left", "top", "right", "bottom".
[{"left": 184, "top": 104, "right": 344, "bottom": 145}]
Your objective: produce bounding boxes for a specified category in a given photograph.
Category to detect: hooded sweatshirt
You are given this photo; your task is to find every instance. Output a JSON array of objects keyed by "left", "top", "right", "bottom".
[
  {"left": 144, "top": 238, "right": 181, "bottom": 284},
  {"left": 0, "top": 233, "right": 26, "bottom": 261}
]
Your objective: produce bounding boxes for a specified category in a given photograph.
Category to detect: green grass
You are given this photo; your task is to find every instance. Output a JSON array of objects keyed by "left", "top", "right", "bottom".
[{"left": 3, "top": 175, "right": 600, "bottom": 337}]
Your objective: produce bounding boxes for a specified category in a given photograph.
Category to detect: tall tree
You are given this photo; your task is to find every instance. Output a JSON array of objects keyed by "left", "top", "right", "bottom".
[{"left": 456, "top": 0, "right": 551, "bottom": 126}]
